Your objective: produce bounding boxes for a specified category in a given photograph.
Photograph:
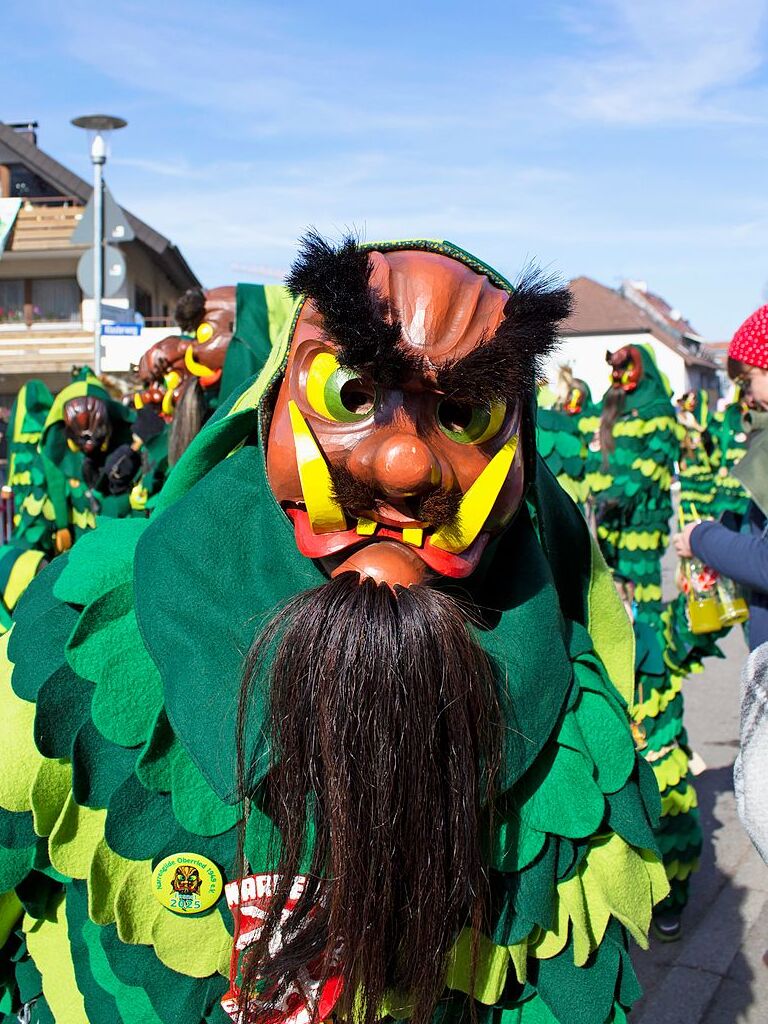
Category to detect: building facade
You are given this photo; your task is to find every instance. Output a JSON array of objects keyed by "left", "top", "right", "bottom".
[{"left": 0, "top": 121, "right": 199, "bottom": 400}]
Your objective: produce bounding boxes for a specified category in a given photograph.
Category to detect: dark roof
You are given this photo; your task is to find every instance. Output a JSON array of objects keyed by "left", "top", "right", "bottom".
[
  {"left": 562, "top": 276, "right": 719, "bottom": 371},
  {"left": 625, "top": 284, "right": 698, "bottom": 337},
  {"left": 562, "top": 276, "right": 651, "bottom": 335},
  {"left": 0, "top": 122, "right": 200, "bottom": 292}
]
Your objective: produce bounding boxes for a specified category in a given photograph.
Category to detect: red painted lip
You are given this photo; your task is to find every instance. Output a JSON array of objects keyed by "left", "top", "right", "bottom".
[{"left": 285, "top": 508, "right": 489, "bottom": 579}]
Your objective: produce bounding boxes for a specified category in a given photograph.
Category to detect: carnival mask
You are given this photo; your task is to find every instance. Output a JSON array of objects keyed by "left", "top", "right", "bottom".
[
  {"left": 564, "top": 382, "right": 587, "bottom": 415},
  {"left": 266, "top": 235, "right": 570, "bottom": 588},
  {"left": 63, "top": 395, "right": 111, "bottom": 456},
  {"left": 607, "top": 345, "right": 643, "bottom": 393},
  {"left": 182, "top": 286, "right": 236, "bottom": 385},
  {"left": 171, "top": 865, "right": 202, "bottom": 895}
]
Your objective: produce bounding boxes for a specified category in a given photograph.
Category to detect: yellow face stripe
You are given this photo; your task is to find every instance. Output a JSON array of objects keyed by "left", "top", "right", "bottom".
[
  {"left": 430, "top": 435, "right": 519, "bottom": 554},
  {"left": 184, "top": 345, "right": 216, "bottom": 378},
  {"left": 288, "top": 401, "right": 347, "bottom": 534}
]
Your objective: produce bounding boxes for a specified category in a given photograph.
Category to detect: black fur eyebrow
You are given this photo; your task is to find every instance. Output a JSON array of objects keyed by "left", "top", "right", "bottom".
[
  {"left": 286, "top": 229, "right": 418, "bottom": 386},
  {"left": 286, "top": 233, "right": 571, "bottom": 404},
  {"left": 435, "top": 266, "right": 572, "bottom": 405}
]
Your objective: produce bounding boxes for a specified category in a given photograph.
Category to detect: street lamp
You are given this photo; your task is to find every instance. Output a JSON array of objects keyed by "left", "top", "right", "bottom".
[{"left": 71, "top": 114, "right": 127, "bottom": 375}]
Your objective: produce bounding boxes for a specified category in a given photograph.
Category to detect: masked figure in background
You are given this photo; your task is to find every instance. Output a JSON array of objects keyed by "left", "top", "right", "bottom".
[
  {"left": 676, "top": 391, "right": 715, "bottom": 522},
  {"left": 710, "top": 391, "right": 751, "bottom": 522},
  {"left": 13, "top": 375, "right": 144, "bottom": 557},
  {"left": 614, "top": 574, "right": 703, "bottom": 943},
  {"left": 537, "top": 365, "right": 595, "bottom": 506},
  {"left": 0, "top": 381, "right": 53, "bottom": 631},
  {"left": 137, "top": 285, "right": 294, "bottom": 467},
  {"left": 0, "top": 235, "right": 668, "bottom": 1024},
  {"left": 3, "top": 379, "right": 53, "bottom": 551},
  {"left": 588, "top": 345, "right": 682, "bottom": 629}
]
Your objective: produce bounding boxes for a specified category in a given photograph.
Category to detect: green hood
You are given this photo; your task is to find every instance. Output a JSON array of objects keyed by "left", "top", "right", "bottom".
[{"left": 603, "top": 343, "right": 675, "bottom": 420}]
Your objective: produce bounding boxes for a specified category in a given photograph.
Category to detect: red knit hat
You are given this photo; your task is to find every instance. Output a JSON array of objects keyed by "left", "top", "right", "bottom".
[{"left": 729, "top": 304, "right": 768, "bottom": 369}]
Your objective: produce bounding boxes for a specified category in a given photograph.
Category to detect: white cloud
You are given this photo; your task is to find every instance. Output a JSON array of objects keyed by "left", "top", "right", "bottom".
[{"left": 550, "top": 0, "right": 768, "bottom": 124}]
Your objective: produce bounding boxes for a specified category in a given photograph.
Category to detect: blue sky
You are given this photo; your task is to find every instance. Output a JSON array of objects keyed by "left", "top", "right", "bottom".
[{"left": 4, "top": 0, "right": 768, "bottom": 338}]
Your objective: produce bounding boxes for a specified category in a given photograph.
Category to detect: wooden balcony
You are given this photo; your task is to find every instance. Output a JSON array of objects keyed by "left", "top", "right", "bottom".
[{"left": 7, "top": 197, "right": 85, "bottom": 252}]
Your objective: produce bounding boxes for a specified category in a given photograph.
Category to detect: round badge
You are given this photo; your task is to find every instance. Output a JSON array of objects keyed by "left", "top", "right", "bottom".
[{"left": 151, "top": 852, "right": 223, "bottom": 915}]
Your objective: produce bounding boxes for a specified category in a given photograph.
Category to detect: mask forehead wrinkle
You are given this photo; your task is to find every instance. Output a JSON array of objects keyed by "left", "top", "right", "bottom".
[{"left": 382, "top": 250, "right": 508, "bottom": 367}]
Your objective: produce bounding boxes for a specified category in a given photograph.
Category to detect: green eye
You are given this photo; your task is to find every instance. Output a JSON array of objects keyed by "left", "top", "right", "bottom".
[
  {"left": 437, "top": 399, "right": 506, "bottom": 445},
  {"left": 306, "top": 351, "right": 376, "bottom": 422}
]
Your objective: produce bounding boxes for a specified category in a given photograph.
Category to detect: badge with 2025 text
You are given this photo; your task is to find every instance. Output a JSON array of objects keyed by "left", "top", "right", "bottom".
[{"left": 152, "top": 852, "right": 223, "bottom": 915}]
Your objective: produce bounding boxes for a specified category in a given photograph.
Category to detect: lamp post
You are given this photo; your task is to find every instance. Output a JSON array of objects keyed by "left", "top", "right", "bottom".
[{"left": 71, "top": 114, "right": 127, "bottom": 375}]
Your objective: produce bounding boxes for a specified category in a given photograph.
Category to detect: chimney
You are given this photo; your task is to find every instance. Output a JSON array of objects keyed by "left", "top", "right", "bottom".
[{"left": 8, "top": 121, "right": 39, "bottom": 146}]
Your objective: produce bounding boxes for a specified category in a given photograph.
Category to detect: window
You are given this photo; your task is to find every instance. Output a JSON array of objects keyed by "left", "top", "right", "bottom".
[
  {"left": 30, "top": 279, "right": 81, "bottom": 322},
  {"left": 0, "top": 280, "right": 24, "bottom": 323},
  {"left": 135, "top": 285, "right": 153, "bottom": 319},
  {"left": 8, "top": 164, "right": 62, "bottom": 200}
]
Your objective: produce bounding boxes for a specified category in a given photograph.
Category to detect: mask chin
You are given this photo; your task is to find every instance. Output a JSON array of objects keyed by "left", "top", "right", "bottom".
[{"left": 330, "top": 539, "right": 429, "bottom": 590}]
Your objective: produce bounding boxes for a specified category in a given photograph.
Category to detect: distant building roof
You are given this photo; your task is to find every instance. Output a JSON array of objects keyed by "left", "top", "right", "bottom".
[
  {"left": 0, "top": 122, "right": 200, "bottom": 293},
  {"left": 562, "top": 276, "right": 718, "bottom": 371},
  {"left": 703, "top": 339, "right": 730, "bottom": 369},
  {"left": 622, "top": 280, "right": 699, "bottom": 337}
]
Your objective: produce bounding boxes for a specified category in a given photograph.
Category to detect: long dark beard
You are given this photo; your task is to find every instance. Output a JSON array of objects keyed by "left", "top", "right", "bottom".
[
  {"left": 168, "top": 379, "right": 208, "bottom": 466},
  {"left": 599, "top": 387, "right": 626, "bottom": 468},
  {"left": 236, "top": 573, "right": 502, "bottom": 1024}
]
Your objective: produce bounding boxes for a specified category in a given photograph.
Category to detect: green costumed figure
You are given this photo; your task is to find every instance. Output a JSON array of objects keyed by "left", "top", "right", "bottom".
[
  {"left": 676, "top": 390, "right": 715, "bottom": 522},
  {"left": 536, "top": 367, "right": 595, "bottom": 506},
  {"left": 0, "top": 382, "right": 53, "bottom": 631},
  {"left": 4, "top": 380, "right": 54, "bottom": 552},
  {"left": 613, "top": 577, "right": 704, "bottom": 943},
  {"left": 137, "top": 285, "right": 295, "bottom": 468},
  {"left": 14, "top": 376, "right": 139, "bottom": 558},
  {"left": 710, "top": 397, "right": 750, "bottom": 521},
  {"left": 588, "top": 345, "right": 682, "bottom": 629},
  {"left": 0, "top": 235, "right": 668, "bottom": 1024}
]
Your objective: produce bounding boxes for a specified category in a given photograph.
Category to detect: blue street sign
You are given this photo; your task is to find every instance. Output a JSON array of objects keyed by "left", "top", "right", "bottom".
[{"left": 101, "top": 323, "right": 141, "bottom": 336}]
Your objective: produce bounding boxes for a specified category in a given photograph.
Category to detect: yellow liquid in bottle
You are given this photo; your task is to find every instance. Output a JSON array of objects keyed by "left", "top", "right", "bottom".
[{"left": 688, "top": 596, "right": 723, "bottom": 634}]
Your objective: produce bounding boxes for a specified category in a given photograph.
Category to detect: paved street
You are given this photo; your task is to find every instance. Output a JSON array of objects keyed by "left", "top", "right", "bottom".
[{"left": 631, "top": 590, "right": 768, "bottom": 1021}]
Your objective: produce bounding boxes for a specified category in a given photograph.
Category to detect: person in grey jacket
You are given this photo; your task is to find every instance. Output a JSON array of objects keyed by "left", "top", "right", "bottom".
[
  {"left": 735, "top": 644, "right": 768, "bottom": 864},
  {"left": 674, "top": 303, "right": 768, "bottom": 864}
]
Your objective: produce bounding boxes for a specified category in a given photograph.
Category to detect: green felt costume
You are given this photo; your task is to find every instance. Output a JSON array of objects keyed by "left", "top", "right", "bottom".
[
  {"left": 536, "top": 380, "right": 595, "bottom": 506},
  {"left": 217, "top": 284, "right": 295, "bottom": 407},
  {"left": 677, "top": 391, "right": 715, "bottom": 522},
  {"left": 0, "top": 242, "right": 667, "bottom": 1024},
  {"left": 631, "top": 615, "right": 702, "bottom": 918},
  {"left": 13, "top": 378, "right": 135, "bottom": 558},
  {"left": 0, "top": 547, "right": 45, "bottom": 636},
  {"left": 6, "top": 381, "right": 53, "bottom": 552},
  {"left": 710, "top": 402, "right": 750, "bottom": 521},
  {"left": 128, "top": 428, "right": 170, "bottom": 517},
  {"left": 588, "top": 346, "right": 682, "bottom": 629}
]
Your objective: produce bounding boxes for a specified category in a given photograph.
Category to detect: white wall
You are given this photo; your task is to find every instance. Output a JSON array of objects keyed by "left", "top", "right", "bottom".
[
  {"left": 101, "top": 326, "right": 180, "bottom": 372},
  {"left": 544, "top": 331, "right": 689, "bottom": 402}
]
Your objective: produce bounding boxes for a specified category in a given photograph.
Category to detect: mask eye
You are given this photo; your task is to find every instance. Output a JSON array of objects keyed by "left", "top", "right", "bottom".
[
  {"left": 436, "top": 398, "right": 506, "bottom": 445},
  {"left": 196, "top": 322, "right": 214, "bottom": 344},
  {"left": 305, "top": 351, "right": 377, "bottom": 423}
]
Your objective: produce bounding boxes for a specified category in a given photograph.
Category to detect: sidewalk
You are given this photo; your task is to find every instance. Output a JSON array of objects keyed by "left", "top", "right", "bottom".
[{"left": 631, "top": 621, "right": 768, "bottom": 1022}]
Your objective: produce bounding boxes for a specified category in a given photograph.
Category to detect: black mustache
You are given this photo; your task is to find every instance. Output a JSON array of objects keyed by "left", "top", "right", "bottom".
[{"left": 329, "top": 463, "right": 462, "bottom": 527}]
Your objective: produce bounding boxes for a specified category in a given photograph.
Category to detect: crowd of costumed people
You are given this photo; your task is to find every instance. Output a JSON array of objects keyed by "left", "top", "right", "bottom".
[{"left": 0, "top": 234, "right": 765, "bottom": 1024}]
